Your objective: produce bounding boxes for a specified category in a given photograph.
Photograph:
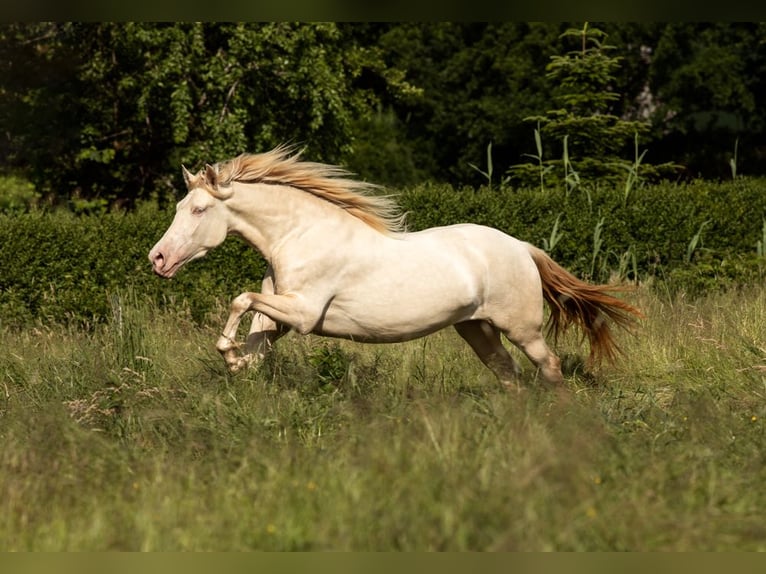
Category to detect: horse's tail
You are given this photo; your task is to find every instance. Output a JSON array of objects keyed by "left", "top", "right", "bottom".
[{"left": 525, "top": 243, "right": 643, "bottom": 366}]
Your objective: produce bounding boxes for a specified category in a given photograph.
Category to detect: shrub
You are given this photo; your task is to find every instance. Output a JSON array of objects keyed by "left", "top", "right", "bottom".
[
  {"left": 0, "top": 174, "right": 40, "bottom": 213},
  {"left": 0, "top": 203, "right": 267, "bottom": 327},
  {"left": 400, "top": 176, "right": 766, "bottom": 282},
  {"left": 2, "top": 177, "right": 766, "bottom": 326}
]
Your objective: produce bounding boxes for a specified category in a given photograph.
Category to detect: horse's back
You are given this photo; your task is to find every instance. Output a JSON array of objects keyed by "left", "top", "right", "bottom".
[
  {"left": 386, "top": 222, "right": 542, "bottom": 308},
  {"left": 402, "top": 223, "right": 536, "bottom": 275},
  {"left": 406, "top": 222, "right": 543, "bottom": 305}
]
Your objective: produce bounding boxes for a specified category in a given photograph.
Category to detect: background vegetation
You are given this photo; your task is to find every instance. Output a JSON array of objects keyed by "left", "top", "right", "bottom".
[
  {"left": 2, "top": 177, "right": 765, "bottom": 327},
  {"left": 1, "top": 22, "right": 765, "bottom": 207},
  {"left": 2, "top": 22, "right": 766, "bottom": 552}
]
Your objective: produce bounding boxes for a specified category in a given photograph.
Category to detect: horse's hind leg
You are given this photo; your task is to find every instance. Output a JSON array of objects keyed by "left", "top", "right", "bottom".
[
  {"left": 503, "top": 329, "right": 563, "bottom": 387},
  {"left": 454, "top": 320, "right": 522, "bottom": 391}
]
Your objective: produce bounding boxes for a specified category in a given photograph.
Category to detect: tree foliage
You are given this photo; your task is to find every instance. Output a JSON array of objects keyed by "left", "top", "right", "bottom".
[
  {"left": 1, "top": 22, "right": 765, "bottom": 207},
  {"left": 647, "top": 22, "right": 766, "bottom": 178},
  {"left": 539, "top": 24, "right": 645, "bottom": 156},
  {"left": 375, "top": 22, "right": 565, "bottom": 185},
  {"left": 507, "top": 23, "right": 681, "bottom": 191},
  {"left": 0, "top": 22, "right": 419, "bottom": 207}
]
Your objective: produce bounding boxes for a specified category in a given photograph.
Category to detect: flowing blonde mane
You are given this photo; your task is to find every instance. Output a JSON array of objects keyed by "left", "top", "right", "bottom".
[{"left": 189, "top": 145, "right": 405, "bottom": 234}]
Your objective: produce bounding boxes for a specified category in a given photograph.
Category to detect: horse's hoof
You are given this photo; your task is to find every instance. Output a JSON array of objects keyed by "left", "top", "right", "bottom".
[{"left": 224, "top": 355, "right": 251, "bottom": 374}]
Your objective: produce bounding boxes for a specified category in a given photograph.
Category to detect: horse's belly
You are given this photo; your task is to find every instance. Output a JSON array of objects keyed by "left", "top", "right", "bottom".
[{"left": 312, "top": 292, "right": 475, "bottom": 343}]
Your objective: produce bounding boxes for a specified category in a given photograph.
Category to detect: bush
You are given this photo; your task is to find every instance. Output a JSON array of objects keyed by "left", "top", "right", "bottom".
[
  {"left": 0, "top": 174, "right": 40, "bottom": 213},
  {"left": 658, "top": 253, "right": 766, "bottom": 299},
  {"left": 0, "top": 202, "right": 267, "bottom": 327},
  {"left": 2, "top": 177, "right": 766, "bottom": 326},
  {"left": 400, "top": 176, "right": 766, "bottom": 281}
]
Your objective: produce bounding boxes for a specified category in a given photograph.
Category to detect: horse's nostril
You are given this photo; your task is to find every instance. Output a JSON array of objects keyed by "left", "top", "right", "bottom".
[{"left": 152, "top": 251, "right": 165, "bottom": 268}]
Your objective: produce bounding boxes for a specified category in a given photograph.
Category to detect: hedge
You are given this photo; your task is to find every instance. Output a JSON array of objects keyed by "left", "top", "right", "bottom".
[
  {"left": 0, "top": 203, "right": 267, "bottom": 326},
  {"left": 401, "top": 178, "right": 766, "bottom": 294},
  {"left": 2, "top": 178, "right": 766, "bottom": 326}
]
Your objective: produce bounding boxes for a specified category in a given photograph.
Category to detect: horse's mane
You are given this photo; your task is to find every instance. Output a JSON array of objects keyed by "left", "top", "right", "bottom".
[{"left": 187, "top": 144, "right": 406, "bottom": 234}]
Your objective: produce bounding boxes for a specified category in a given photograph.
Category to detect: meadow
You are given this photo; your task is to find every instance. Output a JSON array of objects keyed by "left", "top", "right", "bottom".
[{"left": 1, "top": 283, "right": 764, "bottom": 551}]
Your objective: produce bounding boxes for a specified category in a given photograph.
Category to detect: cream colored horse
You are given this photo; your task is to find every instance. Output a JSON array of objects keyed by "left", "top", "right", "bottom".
[{"left": 149, "top": 145, "right": 641, "bottom": 390}]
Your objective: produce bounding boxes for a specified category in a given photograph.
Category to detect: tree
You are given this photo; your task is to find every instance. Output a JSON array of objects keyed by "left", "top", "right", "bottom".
[
  {"left": 0, "top": 23, "right": 419, "bottom": 208},
  {"left": 376, "top": 22, "right": 566, "bottom": 186},
  {"left": 3, "top": 22, "right": 766, "bottom": 206},
  {"left": 646, "top": 22, "right": 766, "bottom": 178},
  {"left": 508, "top": 23, "right": 679, "bottom": 191}
]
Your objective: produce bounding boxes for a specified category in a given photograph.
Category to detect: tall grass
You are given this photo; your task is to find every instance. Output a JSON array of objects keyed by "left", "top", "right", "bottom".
[{"left": 1, "top": 286, "right": 765, "bottom": 550}]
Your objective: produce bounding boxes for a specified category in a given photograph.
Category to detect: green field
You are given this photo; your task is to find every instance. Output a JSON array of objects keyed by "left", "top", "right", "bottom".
[{"left": 1, "top": 284, "right": 764, "bottom": 551}]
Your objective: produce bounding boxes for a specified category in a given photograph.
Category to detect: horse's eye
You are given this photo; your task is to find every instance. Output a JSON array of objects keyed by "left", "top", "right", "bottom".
[{"left": 192, "top": 206, "right": 207, "bottom": 216}]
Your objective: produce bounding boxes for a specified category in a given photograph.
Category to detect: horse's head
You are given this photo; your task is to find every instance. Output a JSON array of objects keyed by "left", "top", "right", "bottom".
[{"left": 149, "top": 164, "right": 230, "bottom": 278}]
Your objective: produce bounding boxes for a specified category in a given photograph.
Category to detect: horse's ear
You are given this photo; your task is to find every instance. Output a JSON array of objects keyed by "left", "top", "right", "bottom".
[
  {"left": 205, "top": 164, "right": 218, "bottom": 189},
  {"left": 181, "top": 165, "right": 194, "bottom": 189}
]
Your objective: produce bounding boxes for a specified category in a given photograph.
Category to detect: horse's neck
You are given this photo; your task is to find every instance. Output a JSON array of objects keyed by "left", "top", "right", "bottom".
[{"left": 226, "top": 182, "right": 351, "bottom": 260}]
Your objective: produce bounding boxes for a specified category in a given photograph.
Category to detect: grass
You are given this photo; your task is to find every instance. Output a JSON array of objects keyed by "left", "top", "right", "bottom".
[{"left": 1, "top": 286, "right": 765, "bottom": 551}]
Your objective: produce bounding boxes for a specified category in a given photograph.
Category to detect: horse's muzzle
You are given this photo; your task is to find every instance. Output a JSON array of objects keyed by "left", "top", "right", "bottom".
[{"left": 149, "top": 249, "right": 172, "bottom": 278}]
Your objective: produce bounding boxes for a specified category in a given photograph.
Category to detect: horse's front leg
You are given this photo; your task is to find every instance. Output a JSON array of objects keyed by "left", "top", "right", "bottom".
[
  {"left": 246, "top": 312, "right": 288, "bottom": 365},
  {"left": 216, "top": 311, "right": 288, "bottom": 373},
  {"left": 216, "top": 267, "right": 285, "bottom": 372},
  {"left": 216, "top": 299, "right": 251, "bottom": 372},
  {"left": 216, "top": 289, "right": 321, "bottom": 373}
]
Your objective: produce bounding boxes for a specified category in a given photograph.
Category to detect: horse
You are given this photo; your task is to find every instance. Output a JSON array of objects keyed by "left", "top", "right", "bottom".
[{"left": 148, "top": 145, "right": 641, "bottom": 390}]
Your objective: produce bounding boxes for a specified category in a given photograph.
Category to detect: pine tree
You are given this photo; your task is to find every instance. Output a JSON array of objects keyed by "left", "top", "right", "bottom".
[{"left": 508, "top": 23, "right": 679, "bottom": 193}]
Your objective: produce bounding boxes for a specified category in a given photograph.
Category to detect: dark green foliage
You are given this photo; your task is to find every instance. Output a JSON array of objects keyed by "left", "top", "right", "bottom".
[
  {"left": 400, "top": 177, "right": 766, "bottom": 289},
  {"left": 2, "top": 178, "right": 766, "bottom": 327},
  {"left": 2, "top": 22, "right": 766, "bottom": 202},
  {"left": 376, "top": 22, "right": 565, "bottom": 186},
  {"left": 647, "top": 23, "right": 766, "bottom": 179},
  {"left": 309, "top": 343, "right": 352, "bottom": 387},
  {"left": 0, "top": 23, "right": 419, "bottom": 207},
  {"left": 660, "top": 255, "right": 766, "bottom": 299},
  {"left": 0, "top": 174, "right": 38, "bottom": 213},
  {"left": 541, "top": 24, "right": 644, "bottom": 151},
  {"left": 344, "top": 107, "right": 429, "bottom": 188},
  {"left": 0, "top": 203, "right": 267, "bottom": 326},
  {"left": 508, "top": 24, "right": 682, "bottom": 190}
]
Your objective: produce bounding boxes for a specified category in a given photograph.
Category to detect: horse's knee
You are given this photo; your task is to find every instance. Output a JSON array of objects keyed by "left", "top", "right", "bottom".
[{"left": 231, "top": 292, "right": 256, "bottom": 315}]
